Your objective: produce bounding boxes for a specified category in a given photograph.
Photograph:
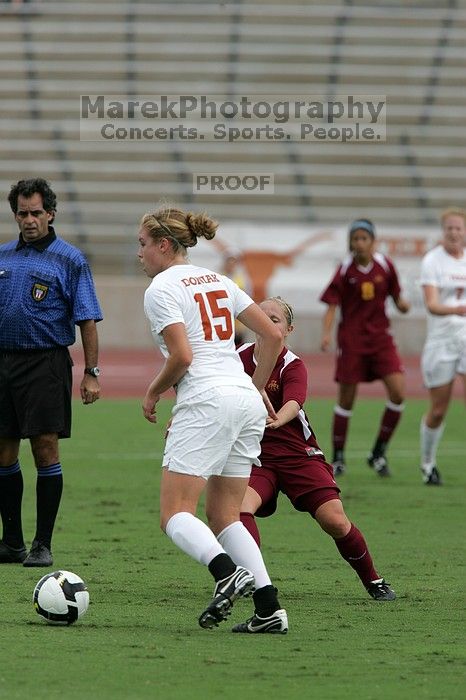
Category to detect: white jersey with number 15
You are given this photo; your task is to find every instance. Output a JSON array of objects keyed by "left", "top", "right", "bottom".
[{"left": 144, "top": 264, "right": 255, "bottom": 401}]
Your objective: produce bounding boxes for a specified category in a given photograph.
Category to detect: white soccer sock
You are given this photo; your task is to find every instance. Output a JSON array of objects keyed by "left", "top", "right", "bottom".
[
  {"left": 217, "top": 521, "right": 272, "bottom": 589},
  {"left": 334, "top": 405, "right": 353, "bottom": 418},
  {"left": 420, "top": 418, "right": 445, "bottom": 469},
  {"left": 385, "top": 400, "right": 405, "bottom": 412},
  {"left": 165, "top": 512, "right": 225, "bottom": 566}
]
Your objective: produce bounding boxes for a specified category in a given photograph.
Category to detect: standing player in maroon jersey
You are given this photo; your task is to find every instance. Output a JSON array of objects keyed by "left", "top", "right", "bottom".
[
  {"left": 233, "top": 297, "right": 395, "bottom": 634},
  {"left": 320, "top": 219, "right": 410, "bottom": 477}
]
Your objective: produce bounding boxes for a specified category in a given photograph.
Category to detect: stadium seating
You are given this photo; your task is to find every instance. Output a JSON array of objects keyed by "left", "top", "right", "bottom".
[{"left": 0, "top": 0, "right": 465, "bottom": 274}]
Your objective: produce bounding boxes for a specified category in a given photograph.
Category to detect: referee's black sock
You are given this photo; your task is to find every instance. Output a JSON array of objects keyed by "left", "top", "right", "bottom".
[
  {"left": 35, "top": 463, "right": 63, "bottom": 550},
  {"left": 0, "top": 462, "right": 25, "bottom": 549}
]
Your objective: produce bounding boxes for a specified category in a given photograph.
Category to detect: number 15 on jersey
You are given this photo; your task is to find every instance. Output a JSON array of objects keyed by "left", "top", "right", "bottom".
[{"left": 194, "top": 290, "right": 234, "bottom": 341}]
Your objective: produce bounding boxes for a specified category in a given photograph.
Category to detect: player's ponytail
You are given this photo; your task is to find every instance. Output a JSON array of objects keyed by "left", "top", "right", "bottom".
[
  {"left": 185, "top": 212, "right": 218, "bottom": 242},
  {"left": 140, "top": 206, "right": 218, "bottom": 249}
]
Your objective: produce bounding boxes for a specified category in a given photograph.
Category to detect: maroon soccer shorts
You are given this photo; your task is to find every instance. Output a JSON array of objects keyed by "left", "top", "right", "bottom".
[
  {"left": 335, "top": 339, "right": 403, "bottom": 384},
  {"left": 249, "top": 456, "right": 341, "bottom": 519}
]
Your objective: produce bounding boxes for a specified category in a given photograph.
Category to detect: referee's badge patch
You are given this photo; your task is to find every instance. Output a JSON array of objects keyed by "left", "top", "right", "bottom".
[{"left": 31, "top": 282, "right": 49, "bottom": 301}]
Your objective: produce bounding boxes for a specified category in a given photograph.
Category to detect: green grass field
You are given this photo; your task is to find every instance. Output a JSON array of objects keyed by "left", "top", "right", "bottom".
[{"left": 0, "top": 397, "right": 464, "bottom": 700}]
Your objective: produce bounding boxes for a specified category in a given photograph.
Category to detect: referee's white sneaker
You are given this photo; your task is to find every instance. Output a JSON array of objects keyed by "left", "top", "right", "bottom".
[
  {"left": 199, "top": 566, "right": 255, "bottom": 629},
  {"left": 232, "top": 608, "right": 288, "bottom": 634}
]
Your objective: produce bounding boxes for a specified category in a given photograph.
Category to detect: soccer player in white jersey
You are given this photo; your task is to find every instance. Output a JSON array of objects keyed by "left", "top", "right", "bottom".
[
  {"left": 138, "top": 206, "right": 288, "bottom": 633},
  {"left": 419, "top": 208, "right": 466, "bottom": 485}
]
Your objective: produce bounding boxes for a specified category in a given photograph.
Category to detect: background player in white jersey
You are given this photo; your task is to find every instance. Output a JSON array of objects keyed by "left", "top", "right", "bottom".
[
  {"left": 419, "top": 208, "right": 466, "bottom": 485},
  {"left": 138, "top": 206, "right": 288, "bottom": 632}
]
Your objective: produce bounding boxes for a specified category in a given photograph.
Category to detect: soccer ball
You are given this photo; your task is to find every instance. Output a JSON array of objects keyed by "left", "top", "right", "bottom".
[{"left": 33, "top": 570, "right": 89, "bottom": 625}]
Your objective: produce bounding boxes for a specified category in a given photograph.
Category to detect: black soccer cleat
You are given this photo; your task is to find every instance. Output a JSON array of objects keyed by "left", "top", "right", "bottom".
[
  {"left": 23, "top": 540, "right": 53, "bottom": 567},
  {"left": 422, "top": 465, "right": 442, "bottom": 486},
  {"left": 367, "top": 578, "right": 396, "bottom": 601},
  {"left": 0, "top": 540, "right": 27, "bottom": 564},
  {"left": 232, "top": 608, "right": 288, "bottom": 634},
  {"left": 199, "top": 566, "right": 255, "bottom": 629},
  {"left": 368, "top": 453, "right": 390, "bottom": 477},
  {"left": 332, "top": 459, "right": 346, "bottom": 477}
]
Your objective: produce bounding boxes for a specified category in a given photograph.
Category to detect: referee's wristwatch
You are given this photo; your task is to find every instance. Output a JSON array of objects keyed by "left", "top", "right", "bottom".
[{"left": 84, "top": 366, "right": 101, "bottom": 378}]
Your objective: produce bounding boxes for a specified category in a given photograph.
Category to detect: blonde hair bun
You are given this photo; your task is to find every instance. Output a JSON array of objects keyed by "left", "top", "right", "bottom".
[{"left": 186, "top": 212, "right": 218, "bottom": 242}]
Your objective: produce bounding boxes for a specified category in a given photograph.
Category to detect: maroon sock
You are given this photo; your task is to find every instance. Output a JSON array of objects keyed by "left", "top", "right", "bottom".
[
  {"left": 334, "top": 523, "right": 378, "bottom": 587},
  {"left": 240, "top": 512, "right": 261, "bottom": 547},
  {"left": 376, "top": 403, "right": 403, "bottom": 444},
  {"left": 332, "top": 407, "right": 351, "bottom": 453}
]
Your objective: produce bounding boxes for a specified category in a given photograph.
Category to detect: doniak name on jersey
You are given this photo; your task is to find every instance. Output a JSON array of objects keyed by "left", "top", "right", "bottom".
[{"left": 181, "top": 274, "right": 220, "bottom": 287}]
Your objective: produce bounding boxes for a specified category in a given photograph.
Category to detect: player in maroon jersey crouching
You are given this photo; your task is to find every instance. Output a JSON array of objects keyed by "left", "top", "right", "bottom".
[
  {"left": 233, "top": 297, "right": 395, "bottom": 634},
  {"left": 320, "top": 218, "right": 410, "bottom": 477}
]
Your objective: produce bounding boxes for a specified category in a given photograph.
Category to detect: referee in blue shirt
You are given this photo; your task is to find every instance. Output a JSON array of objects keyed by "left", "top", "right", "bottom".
[{"left": 0, "top": 178, "right": 103, "bottom": 567}]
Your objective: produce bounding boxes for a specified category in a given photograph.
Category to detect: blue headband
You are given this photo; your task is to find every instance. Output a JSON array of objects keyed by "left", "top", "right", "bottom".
[{"left": 349, "top": 219, "right": 375, "bottom": 237}]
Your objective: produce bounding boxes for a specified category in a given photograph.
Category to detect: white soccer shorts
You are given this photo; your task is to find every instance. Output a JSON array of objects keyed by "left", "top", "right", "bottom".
[
  {"left": 421, "top": 336, "right": 466, "bottom": 388},
  {"left": 162, "top": 385, "right": 267, "bottom": 479}
]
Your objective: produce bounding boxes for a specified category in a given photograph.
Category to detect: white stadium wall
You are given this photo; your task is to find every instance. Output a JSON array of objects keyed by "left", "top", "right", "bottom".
[{"left": 91, "top": 223, "right": 438, "bottom": 354}]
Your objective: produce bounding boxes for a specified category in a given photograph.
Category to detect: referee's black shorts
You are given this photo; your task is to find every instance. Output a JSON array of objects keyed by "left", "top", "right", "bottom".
[{"left": 0, "top": 347, "right": 73, "bottom": 439}]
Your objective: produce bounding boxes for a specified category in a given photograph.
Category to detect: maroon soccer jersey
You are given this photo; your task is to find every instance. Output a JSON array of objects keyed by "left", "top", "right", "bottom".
[
  {"left": 238, "top": 344, "right": 323, "bottom": 462},
  {"left": 320, "top": 252, "right": 402, "bottom": 353}
]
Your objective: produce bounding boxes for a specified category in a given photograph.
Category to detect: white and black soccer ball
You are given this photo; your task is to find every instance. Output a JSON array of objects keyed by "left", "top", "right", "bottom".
[{"left": 33, "top": 570, "right": 89, "bottom": 625}]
